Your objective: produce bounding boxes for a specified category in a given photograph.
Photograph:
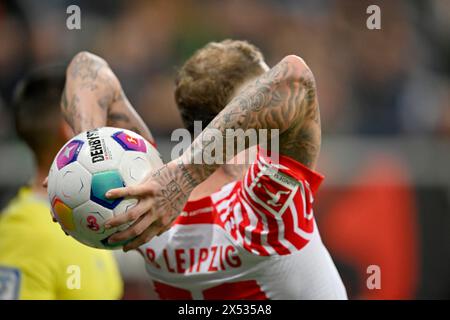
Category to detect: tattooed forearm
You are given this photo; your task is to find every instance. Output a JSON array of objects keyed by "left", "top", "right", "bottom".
[
  {"left": 181, "top": 55, "right": 321, "bottom": 184},
  {"left": 176, "top": 160, "right": 198, "bottom": 190}
]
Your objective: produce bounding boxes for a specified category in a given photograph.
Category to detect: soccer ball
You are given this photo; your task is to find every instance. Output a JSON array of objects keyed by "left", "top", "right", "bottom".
[{"left": 47, "top": 127, "right": 163, "bottom": 250}]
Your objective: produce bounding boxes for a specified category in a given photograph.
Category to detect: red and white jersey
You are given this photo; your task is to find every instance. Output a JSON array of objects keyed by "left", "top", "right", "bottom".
[{"left": 138, "top": 150, "right": 347, "bottom": 300}]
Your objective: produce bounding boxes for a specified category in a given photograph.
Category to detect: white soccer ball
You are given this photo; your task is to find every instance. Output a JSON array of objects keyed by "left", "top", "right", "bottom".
[{"left": 47, "top": 127, "right": 163, "bottom": 249}]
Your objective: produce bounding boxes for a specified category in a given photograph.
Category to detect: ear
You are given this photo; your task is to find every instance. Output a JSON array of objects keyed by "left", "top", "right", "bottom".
[{"left": 59, "top": 118, "right": 75, "bottom": 140}]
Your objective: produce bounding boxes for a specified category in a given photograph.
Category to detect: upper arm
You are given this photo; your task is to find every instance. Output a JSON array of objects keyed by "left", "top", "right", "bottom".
[
  {"left": 63, "top": 51, "right": 155, "bottom": 145},
  {"left": 177, "top": 55, "right": 321, "bottom": 187},
  {"left": 278, "top": 55, "right": 321, "bottom": 169},
  {"left": 62, "top": 51, "right": 115, "bottom": 133},
  {"left": 213, "top": 55, "right": 321, "bottom": 169}
]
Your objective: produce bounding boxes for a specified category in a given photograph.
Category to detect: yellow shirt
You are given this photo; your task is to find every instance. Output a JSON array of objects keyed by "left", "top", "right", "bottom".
[{"left": 0, "top": 187, "right": 123, "bottom": 300}]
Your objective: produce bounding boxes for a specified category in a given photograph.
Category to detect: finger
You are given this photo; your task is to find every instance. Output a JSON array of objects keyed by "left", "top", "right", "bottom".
[
  {"left": 42, "top": 177, "right": 48, "bottom": 188},
  {"left": 105, "top": 184, "right": 153, "bottom": 199},
  {"left": 105, "top": 199, "right": 153, "bottom": 229},
  {"left": 123, "top": 225, "right": 161, "bottom": 252},
  {"left": 107, "top": 215, "right": 145, "bottom": 244},
  {"left": 108, "top": 211, "right": 158, "bottom": 244}
]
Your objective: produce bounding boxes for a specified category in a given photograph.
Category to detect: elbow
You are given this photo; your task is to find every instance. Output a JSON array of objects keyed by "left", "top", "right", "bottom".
[
  {"left": 72, "top": 51, "right": 105, "bottom": 63},
  {"left": 67, "top": 51, "right": 107, "bottom": 74},
  {"left": 281, "top": 55, "right": 316, "bottom": 90}
]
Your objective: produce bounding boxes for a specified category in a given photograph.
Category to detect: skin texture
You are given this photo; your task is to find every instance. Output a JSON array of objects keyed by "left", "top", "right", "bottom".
[
  {"left": 105, "top": 55, "right": 322, "bottom": 251},
  {"left": 62, "top": 51, "right": 154, "bottom": 144}
]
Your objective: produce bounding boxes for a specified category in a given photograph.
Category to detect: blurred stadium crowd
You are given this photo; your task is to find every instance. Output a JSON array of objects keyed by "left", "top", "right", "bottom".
[
  {"left": 0, "top": 0, "right": 449, "bottom": 299},
  {"left": 0, "top": 0, "right": 449, "bottom": 137}
]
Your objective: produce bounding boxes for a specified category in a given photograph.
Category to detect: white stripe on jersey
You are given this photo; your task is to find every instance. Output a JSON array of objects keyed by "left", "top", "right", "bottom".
[
  {"left": 288, "top": 202, "right": 314, "bottom": 242},
  {"left": 180, "top": 207, "right": 213, "bottom": 217}
]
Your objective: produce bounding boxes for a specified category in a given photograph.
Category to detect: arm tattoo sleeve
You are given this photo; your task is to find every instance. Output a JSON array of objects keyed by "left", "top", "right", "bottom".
[
  {"left": 62, "top": 52, "right": 154, "bottom": 144},
  {"left": 180, "top": 55, "right": 321, "bottom": 184}
]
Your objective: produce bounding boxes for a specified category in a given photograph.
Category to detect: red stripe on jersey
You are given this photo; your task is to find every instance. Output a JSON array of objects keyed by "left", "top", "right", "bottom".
[
  {"left": 237, "top": 190, "right": 269, "bottom": 256},
  {"left": 175, "top": 182, "right": 240, "bottom": 227},
  {"left": 265, "top": 211, "right": 290, "bottom": 255},
  {"left": 175, "top": 195, "right": 221, "bottom": 226},
  {"left": 247, "top": 206, "right": 269, "bottom": 256},
  {"left": 229, "top": 214, "right": 238, "bottom": 241},
  {"left": 237, "top": 194, "right": 251, "bottom": 240},
  {"left": 153, "top": 281, "right": 193, "bottom": 300},
  {"left": 174, "top": 210, "right": 216, "bottom": 225},
  {"left": 213, "top": 182, "right": 240, "bottom": 207},
  {"left": 202, "top": 280, "right": 268, "bottom": 300}
]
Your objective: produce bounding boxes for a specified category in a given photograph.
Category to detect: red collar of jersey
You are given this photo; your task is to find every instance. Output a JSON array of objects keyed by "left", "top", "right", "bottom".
[
  {"left": 183, "top": 195, "right": 213, "bottom": 212},
  {"left": 257, "top": 147, "right": 324, "bottom": 194}
]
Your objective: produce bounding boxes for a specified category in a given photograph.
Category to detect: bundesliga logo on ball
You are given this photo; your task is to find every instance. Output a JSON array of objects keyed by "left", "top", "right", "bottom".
[{"left": 47, "top": 127, "right": 163, "bottom": 249}]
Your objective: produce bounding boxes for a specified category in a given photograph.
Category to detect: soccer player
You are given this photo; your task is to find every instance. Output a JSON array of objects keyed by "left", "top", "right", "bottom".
[
  {"left": 62, "top": 40, "right": 347, "bottom": 299},
  {"left": 0, "top": 66, "right": 123, "bottom": 300}
]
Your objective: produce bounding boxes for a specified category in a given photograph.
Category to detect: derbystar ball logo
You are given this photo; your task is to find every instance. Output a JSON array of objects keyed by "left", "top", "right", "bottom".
[{"left": 86, "top": 129, "right": 106, "bottom": 163}]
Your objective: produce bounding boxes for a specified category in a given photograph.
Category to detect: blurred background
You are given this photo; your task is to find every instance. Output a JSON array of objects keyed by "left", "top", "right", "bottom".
[{"left": 0, "top": 0, "right": 449, "bottom": 299}]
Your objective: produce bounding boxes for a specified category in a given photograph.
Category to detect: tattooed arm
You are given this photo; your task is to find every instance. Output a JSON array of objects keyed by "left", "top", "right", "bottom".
[
  {"left": 104, "top": 55, "right": 320, "bottom": 251},
  {"left": 62, "top": 51, "right": 154, "bottom": 144},
  {"left": 184, "top": 54, "right": 320, "bottom": 180}
]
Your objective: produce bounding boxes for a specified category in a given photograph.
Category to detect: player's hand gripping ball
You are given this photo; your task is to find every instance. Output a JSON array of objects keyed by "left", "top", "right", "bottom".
[{"left": 47, "top": 127, "right": 163, "bottom": 249}]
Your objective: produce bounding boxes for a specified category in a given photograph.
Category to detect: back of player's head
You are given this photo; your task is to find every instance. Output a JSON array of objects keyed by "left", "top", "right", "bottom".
[
  {"left": 13, "top": 65, "right": 66, "bottom": 167},
  {"left": 174, "top": 39, "right": 267, "bottom": 134}
]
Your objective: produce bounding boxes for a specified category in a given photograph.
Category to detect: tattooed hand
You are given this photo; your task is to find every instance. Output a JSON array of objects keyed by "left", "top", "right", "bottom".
[
  {"left": 104, "top": 55, "right": 321, "bottom": 250},
  {"left": 104, "top": 159, "right": 198, "bottom": 251},
  {"left": 62, "top": 51, "right": 154, "bottom": 144}
]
